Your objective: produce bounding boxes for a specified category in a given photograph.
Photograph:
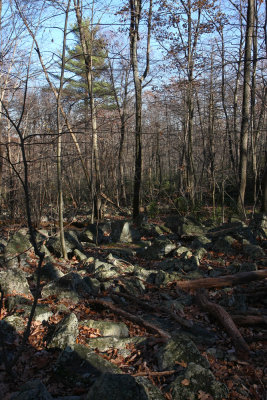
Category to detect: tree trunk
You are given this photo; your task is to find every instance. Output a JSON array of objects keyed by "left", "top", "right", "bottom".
[
  {"left": 238, "top": 0, "right": 254, "bottom": 211},
  {"left": 196, "top": 290, "right": 250, "bottom": 357},
  {"left": 186, "top": 7, "right": 195, "bottom": 204},
  {"left": 132, "top": 79, "right": 142, "bottom": 220},
  {"left": 56, "top": 1, "right": 70, "bottom": 260},
  {"left": 175, "top": 269, "right": 267, "bottom": 290},
  {"left": 118, "top": 112, "right": 127, "bottom": 206},
  {"left": 251, "top": 3, "right": 258, "bottom": 205},
  {"left": 130, "top": 0, "right": 152, "bottom": 221},
  {"left": 220, "top": 27, "right": 237, "bottom": 177},
  {"left": 261, "top": 152, "right": 267, "bottom": 213},
  {"left": 74, "top": 0, "right": 102, "bottom": 221},
  {"left": 108, "top": 57, "right": 129, "bottom": 206},
  {"left": 155, "top": 124, "right": 162, "bottom": 187}
]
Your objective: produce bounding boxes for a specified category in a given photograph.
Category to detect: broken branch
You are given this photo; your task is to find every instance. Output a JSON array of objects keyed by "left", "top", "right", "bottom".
[{"left": 175, "top": 269, "right": 267, "bottom": 290}]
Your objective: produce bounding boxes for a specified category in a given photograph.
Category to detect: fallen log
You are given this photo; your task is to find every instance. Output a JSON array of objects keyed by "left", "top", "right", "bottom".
[
  {"left": 175, "top": 269, "right": 267, "bottom": 290},
  {"left": 245, "top": 334, "right": 267, "bottom": 342},
  {"left": 113, "top": 291, "right": 193, "bottom": 329},
  {"left": 232, "top": 315, "right": 267, "bottom": 326},
  {"left": 196, "top": 290, "right": 250, "bottom": 358},
  {"left": 87, "top": 298, "right": 170, "bottom": 340},
  {"left": 100, "top": 192, "right": 126, "bottom": 213},
  {"left": 133, "top": 370, "right": 176, "bottom": 377}
]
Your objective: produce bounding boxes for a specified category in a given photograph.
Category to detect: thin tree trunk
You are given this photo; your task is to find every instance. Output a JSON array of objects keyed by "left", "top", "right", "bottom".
[
  {"left": 184, "top": 3, "right": 201, "bottom": 205},
  {"left": 261, "top": 152, "right": 267, "bottom": 213},
  {"left": 175, "top": 269, "right": 267, "bottom": 290},
  {"left": 196, "top": 290, "right": 250, "bottom": 357},
  {"left": 238, "top": 0, "right": 254, "bottom": 211},
  {"left": 17, "top": 4, "right": 92, "bottom": 197},
  {"left": 73, "top": 0, "right": 102, "bottom": 221},
  {"left": 233, "top": 34, "right": 243, "bottom": 168},
  {"left": 130, "top": 0, "right": 152, "bottom": 221},
  {"left": 251, "top": 2, "right": 258, "bottom": 205},
  {"left": 108, "top": 58, "right": 129, "bottom": 206},
  {"left": 220, "top": 27, "right": 237, "bottom": 176},
  {"left": 56, "top": 1, "right": 70, "bottom": 260},
  {"left": 208, "top": 51, "right": 216, "bottom": 218},
  {"left": 155, "top": 123, "right": 162, "bottom": 187}
]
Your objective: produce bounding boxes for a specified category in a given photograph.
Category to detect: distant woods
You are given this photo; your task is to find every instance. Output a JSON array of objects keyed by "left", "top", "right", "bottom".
[{"left": 0, "top": 0, "right": 266, "bottom": 225}]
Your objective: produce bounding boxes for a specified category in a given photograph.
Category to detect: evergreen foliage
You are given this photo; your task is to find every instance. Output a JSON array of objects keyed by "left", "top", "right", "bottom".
[{"left": 63, "top": 20, "right": 114, "bottom": 110}]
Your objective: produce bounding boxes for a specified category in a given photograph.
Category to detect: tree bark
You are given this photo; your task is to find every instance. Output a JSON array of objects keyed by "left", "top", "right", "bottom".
[
  {"left": 108, "top": 57, "right": 129, "bottom": 206},
  {"left": 232, "top": 315, "right": 267, "bottom": 326},
  {"left": 130, "top": 0, "right": 152, "bottom": 221},
  {"left": 261, "top": 153, "right": 267, "bottom": 213},
  {"left": 196, "top": 290, "right": 250, "bottom": 357},
  {"left": 56, "top": 1, "right": 70, "bottom": 260},
  {"left": 238, "top": 0, "right": 255, "bottom": 211},
  {"left": 87, "top": 298, "right": 170, "bottom": 339},
  {"left": 73, "top": 0, "right": 102, "bottom": 221},
  {"left": 174, "top": 269, "right": 267, "bottom": 290}
]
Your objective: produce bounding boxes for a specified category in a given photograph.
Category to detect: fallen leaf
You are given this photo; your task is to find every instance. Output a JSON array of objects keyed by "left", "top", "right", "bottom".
[
  {"left": 181, "top": 378, "right": 190, "bottom": 386},
  {"left": 198, "top": 390, "right": 214, "bottom": 399},
  {"left": 175, "top": 360, "right": 187, "bottom": 368}
]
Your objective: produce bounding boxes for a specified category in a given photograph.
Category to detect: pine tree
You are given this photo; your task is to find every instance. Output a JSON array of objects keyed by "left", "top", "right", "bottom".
[{"left": 63, "top": 20, "right": 114, "bottom": 111}]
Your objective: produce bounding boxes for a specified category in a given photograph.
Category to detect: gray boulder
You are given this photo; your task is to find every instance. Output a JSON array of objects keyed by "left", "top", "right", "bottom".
[
  {"left": 5, "top": 230, "right": 32, "bottom": 257},
  {"left": 243, "top": 243, "right": 265, "bottom": 259},
  {"left": 73, "top": 248, "right": 88, "bottom": 261},
  {"left": 249, "top": 213, "right": 267, "bottom": 237},
  {"left": 78, "top": 224, "right": 104, "bottom": 244},
  {"left": 208, "top": 222, "right": 244, "bottom": 238},
  {"left": 0, "top": 268, "right": 31, "bottom": 296},
  {"left": 10, "top": 379, "right": 53, "bottom": 400},
  {"left": 93, "top": 259, "right": 120, "bottom": 281},
  {"left": 82, "top": 320, "right": 129, "bottom": 338},
  {"left": 82, "top": 276, "right": 101, "bottom": 295},
  {"left": 133, "top": 265, "right": 158, "bottom": 282},
  {"left": 170, "top": 362, "right": 228, "bottom": 399},
  {"left": 239, "top": 262, "right": 258, "bottom": 272},
  {"left": 212, "top": 235, "right": 236, "bottom": 254},
  {"left": 46, "top": 231, "right": 82, "bottom": 257},
  {"left": 0, "top": 238, "right": 7, "bottom": 253},
  {"left": 41, "top": 272, "right": 93, "bottom": 302},
  {"left": 84, "top": 336, "right": 146, "bottom": 352},
  {"left": 54, "top": 344, "right": 121, "bottom": 385},
  {"left": 157, "top": 334, "right": 209, "bottom": 370},
  {"left": 140, "top": 238, "right": 176, "bottom": 259},
  {"left": 156, "top": 257, "right": 199, "bottom": 273},
  {"left": 86, "top": 373, "right": 164, "bottom": 400},
  {"left": 153, "top": 270, "right": 184, "bottom": 286},
  {"left": 15, "top": 304, "right": 53, "bottom": 323},
  {"left": 111, "top": 221, "right": 141, "bottom": 243},
  {"left": 0, "top": 315, "right": 25, "bottom": 336},
  {"left": 119, "top": 276, "right": 146, "bottom": 295},
  {"left": 47, "top": 312, "right": 78, "bottom": 349},
  {"left": 191, "top": 236, "right": 212, "bottom": 249},
  {"left": 36, "top": 258, "right": 64, "bottom": 282},
  {"left": 165, "top": 217, "right": 205, "bottom": 238},
  {"left": 5, "top": 295, "right": 32, "bottom": 312}
]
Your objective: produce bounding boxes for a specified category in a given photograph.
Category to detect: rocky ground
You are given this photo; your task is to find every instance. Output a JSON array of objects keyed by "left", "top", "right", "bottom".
[{"left": 0, "top": 212, "right": 266, "bottom": 399}]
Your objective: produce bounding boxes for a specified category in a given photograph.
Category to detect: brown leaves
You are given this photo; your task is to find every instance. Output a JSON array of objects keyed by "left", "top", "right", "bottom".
[
  {"left": 175, "top": 360, "right": 187, "bottom": 368},
  {"left": 198, "top": 390, "right": 214, "bottom": 399},
  {"left": 181, "top": 378, "right": 190, "bottom": 386},
  {"left": 77, "top": 325, "right": 101, "bottom": 345}
]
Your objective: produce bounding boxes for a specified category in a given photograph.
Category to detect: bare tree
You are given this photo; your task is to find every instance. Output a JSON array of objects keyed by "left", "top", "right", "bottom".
[
  {"left": 57, "top": 0, "right": 71, "bottom": 259},
  {"left": 130, "top": 0, "right": 152, "bottom": 220},
  {"left": 108, "top": 53, "right": 131, "bottom": 206},
  {"left": 0, "top": 32, "right": 45, "bottom": 375},
  {"left": 73, "top": 0, "right": 103, "bottom": 221},
  {"left": 238, "top": 0, "right": 254, "bottom": 212}
]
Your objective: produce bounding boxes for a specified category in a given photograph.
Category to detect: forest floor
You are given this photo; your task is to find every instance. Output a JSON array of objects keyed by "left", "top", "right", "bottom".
[{"left": 0, "top": 211, "right": 266, "bottom": 400}]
